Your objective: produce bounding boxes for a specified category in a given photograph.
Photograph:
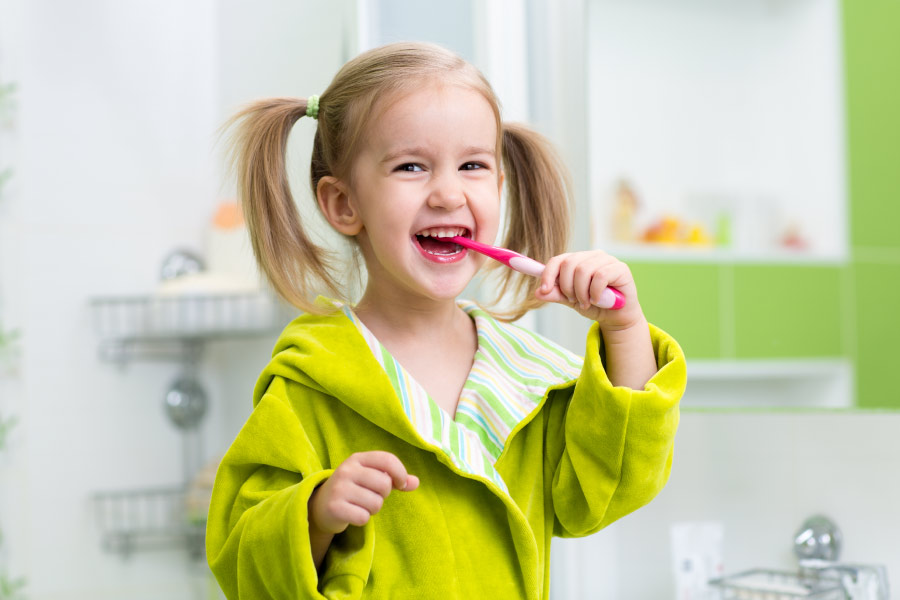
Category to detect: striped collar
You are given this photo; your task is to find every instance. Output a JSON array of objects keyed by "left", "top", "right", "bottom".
[{"left": 341, "top": 301, "right": 582, "bottom": 492}]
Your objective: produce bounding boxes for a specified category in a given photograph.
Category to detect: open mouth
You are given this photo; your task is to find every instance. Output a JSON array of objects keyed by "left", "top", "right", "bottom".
[{"left": 413, "top": 226, "right": 471, "bottom": 257}]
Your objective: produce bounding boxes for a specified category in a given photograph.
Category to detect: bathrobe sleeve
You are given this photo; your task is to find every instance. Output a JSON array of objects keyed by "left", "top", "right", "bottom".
[
  {"left": 550, "top": 322, "right": 685, "bottom": 537},
  {"left": 206, "top": 377, "right": 375, "bottom": 599}
]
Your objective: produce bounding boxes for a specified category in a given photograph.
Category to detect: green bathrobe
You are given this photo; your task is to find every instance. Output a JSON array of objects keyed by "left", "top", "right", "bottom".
[{"left": 207, "top": 304, "right": 685, "bottom": 599}]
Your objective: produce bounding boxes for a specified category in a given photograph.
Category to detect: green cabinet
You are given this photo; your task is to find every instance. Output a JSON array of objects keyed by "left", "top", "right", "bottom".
[
  {"left": 733, "top": 266, "right": 844, "bottom": 359},
  {"left": 853, "top": 262, "right": 900, "bottom": 408},
  {"left": 630, "top": 263, "right": 722, "bottom": 359},
  {"left": 631, "top": 262, "right": 845, "bottom": 362}
]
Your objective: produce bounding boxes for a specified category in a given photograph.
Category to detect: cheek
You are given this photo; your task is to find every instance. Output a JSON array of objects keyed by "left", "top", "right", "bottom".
[{"left": 477, "top": 185, "right": 502, "bottom": 227}]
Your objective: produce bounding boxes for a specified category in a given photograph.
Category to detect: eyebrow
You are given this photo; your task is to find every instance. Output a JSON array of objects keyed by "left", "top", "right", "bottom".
[{"left": 380, "top": 145, "right": 496, "bottom": 164}]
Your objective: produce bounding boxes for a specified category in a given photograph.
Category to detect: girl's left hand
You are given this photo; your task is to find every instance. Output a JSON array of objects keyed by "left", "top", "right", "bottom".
[{"left": 534, "top": 250, "right": 643, "bottom": 330}]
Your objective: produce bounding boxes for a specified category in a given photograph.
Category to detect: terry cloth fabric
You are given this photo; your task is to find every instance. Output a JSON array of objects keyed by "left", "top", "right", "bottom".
[
  {"left": 341, "top": 301, "right": 582, "bottom": 494},
  {"left": 207, "top": 299, "right": 686, "bottom": 599}
]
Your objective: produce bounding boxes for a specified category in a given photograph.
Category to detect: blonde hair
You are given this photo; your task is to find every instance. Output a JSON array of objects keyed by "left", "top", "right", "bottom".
[{"left": 223, "top": 42, "right": 572, "bottom": 321}]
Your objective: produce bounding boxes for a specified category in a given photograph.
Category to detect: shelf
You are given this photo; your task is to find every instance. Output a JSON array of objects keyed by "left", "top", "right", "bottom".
[
  {"left": 89, "top": 293, "right": 258, "bottom": 558},
  {"left": 91, "top": 292, "right": 294, "bottom": 341},
  {"left": 684, "top": 359, "right": 853, "bottom": 409},
  {"left": 90, "top": 292, "right": 296, "bottom": 363},
  {"left": 688, "top": 359, "right": 851, "bottom": 381},
  {"left": 92, "top": 486, "right": 206, "bottom": 559},
  {"left": 709, "top": 569, "right": 845, "bottom": 599},
  {"left": 600, "top": 244, "right": 847, "bottom": 266}
]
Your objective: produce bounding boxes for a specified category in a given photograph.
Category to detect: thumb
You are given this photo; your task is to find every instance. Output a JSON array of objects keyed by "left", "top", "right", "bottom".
[{"left": 534, "top": 284, "right": 569, "bottom": 305}]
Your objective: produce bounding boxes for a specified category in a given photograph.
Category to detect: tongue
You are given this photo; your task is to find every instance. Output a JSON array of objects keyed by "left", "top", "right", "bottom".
[{"left": 418, "top": 236, "right": 459, "bottom": 255}]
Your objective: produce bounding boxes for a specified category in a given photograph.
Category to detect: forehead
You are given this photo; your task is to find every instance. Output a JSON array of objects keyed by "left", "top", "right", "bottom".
[{"left": 363, "top": 83, "right": 500, "bottom": 153}]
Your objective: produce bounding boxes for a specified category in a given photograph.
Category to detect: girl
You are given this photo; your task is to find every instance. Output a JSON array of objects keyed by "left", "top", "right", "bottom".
[{"left": 207, "top": 42, "right": 685, "bottom": 599}]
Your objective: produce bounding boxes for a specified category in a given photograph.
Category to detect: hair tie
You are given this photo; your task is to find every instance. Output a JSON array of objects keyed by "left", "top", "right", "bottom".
[{"left": 306, "top": 95, "right": 320, "bottom": 119}]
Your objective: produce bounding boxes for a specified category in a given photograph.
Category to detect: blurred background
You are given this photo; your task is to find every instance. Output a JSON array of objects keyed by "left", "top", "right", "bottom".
[{"left": 0, "top": 0, "right": 898, "bottom": 598}]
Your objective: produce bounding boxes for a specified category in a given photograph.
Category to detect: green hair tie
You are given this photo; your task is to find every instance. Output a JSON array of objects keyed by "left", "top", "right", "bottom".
[{"left": 306, "top": 95, "right": 320, "bottom": 119}]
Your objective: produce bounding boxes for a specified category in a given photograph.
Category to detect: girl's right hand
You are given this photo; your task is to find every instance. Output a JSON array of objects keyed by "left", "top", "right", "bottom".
[{"left": 308, "top": 451, "right": 420, "bottom": 535}]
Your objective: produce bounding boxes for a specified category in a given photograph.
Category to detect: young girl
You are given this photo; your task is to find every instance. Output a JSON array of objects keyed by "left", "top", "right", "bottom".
[{"left": 207, "top": 42, "right": 685, "bottom": 599}]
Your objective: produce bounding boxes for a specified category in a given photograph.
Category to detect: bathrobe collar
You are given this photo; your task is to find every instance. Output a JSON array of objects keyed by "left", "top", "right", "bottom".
[{"left": 253, "top": 298, "right": 580, "bottom": 496}]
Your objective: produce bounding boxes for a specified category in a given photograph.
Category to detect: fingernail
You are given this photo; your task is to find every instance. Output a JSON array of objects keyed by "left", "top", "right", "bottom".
[{"left": 598, "top": 288, "right": 616, "bottom": 309}]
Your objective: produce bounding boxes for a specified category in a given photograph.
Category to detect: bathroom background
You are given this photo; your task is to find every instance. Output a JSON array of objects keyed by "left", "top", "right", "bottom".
[{"left": 0, "top": 0, "right": 898, "bottom": 598}]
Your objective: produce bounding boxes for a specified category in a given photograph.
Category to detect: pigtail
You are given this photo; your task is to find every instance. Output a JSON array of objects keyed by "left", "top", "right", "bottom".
[
  {"left": 221, "top": 97, "right": 343, "bottom": 313},
  {"left": 491, "top": 123, "right": 573, "bottom": 321}
]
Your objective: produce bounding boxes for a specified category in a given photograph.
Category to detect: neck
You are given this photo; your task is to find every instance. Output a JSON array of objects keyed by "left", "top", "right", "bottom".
[{"left": 354, "top": 289, "right": 466, "bottom": 344}]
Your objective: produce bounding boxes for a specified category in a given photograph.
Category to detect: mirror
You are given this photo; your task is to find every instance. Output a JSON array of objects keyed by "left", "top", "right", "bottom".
[{"left": 534, "top": 0, "right": 894, "bottom": 411}]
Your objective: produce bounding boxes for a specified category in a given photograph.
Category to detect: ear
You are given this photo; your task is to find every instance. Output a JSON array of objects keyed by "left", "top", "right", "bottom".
[
  {"left": 497, "top": 170, "right": 505, "bottom": 196},
  {"left": 317, "top": 176, "right": 363, "bottom": 236}
]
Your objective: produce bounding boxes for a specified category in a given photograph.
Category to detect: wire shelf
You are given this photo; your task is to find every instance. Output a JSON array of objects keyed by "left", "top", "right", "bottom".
[
  {"left": 90, "top": 292, "right": 296, "bottom": 363},
  {"left": 90, "top": 292, "right": 294, "bottom": 341},
  {"left": 709, "top": 569, "right": 846, "bottom": 599},
  {"left": 92, "top": 486, "right": 207, "bottom": 559}
]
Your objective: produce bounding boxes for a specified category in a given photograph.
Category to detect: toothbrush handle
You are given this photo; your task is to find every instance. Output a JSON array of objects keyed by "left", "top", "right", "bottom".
[
  {"left": 450, "top": 236, "right": 626, "bottom": 310},
  {"left": 507, "top": 255, "right": 547, "bottom": 278},
  {"left": 508, "top": 256, "right": 625, "bottom": 309}
]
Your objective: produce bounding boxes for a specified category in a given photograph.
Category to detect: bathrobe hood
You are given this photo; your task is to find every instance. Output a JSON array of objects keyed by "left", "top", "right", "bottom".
[{"left": 251, "top": 305, "right": 460, "bottom": 451}]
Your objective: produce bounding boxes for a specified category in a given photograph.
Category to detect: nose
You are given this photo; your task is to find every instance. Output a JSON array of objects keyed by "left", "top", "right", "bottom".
[{"left": 427, "top": 171, "right": 466, "bottom": 211}]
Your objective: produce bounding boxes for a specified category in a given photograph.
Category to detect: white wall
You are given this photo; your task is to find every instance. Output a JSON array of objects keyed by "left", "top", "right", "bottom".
[
  {"left": 552, "top": 410, "right": 900, "bottom": 599},
  {"left": 0, "top": 1, "right": 351, "bottom": 597},
  {"left": 7, "top": 2, "right": 219, "bottom": 597}
]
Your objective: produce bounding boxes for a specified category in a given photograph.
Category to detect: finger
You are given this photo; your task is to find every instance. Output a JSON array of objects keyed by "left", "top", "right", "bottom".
[
  {"left": 313, "top": 486, "right": 367, "bottom": 532},
  {"left": 403, "top": 474, "right": 420, "bottom": 491},
  {"left": 354, "top": 451, "right": 412, "bottom": 491},
  {"left": 534, "top": 283, "right": 570, "bottom": 305},
  {"left": 556, "top": 257, "right": 578, "bottom": 304},
  {"left": 590, "top": 266, "right": 629, "bottom": 308},
  {"left": 346, "top": 487, "right": 386, "bottom": 517},
  {"left": 354, "top": 466, "right": 394, "bottom": 498},
  {"left": 583, "top": 267, "right": 611, "bottom": 307},
  {"left": 340, "top": 501, "right": 375, "bottom": 528},
  {"left": 572, "top": 261, "right": 605, "bottom": 309},
  {"left": 539, "top": 254, "right": 565, "bottom": 297}
]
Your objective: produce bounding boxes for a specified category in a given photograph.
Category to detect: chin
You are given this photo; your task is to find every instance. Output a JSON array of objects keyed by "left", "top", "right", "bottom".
[{"left": 421, "top": 279, "right": 471, "bottom": 302}]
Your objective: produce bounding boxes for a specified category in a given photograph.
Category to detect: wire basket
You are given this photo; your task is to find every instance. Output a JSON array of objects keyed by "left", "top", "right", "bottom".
[
  {"left": 709, "top": 569, "right": 846, "bottom": 599},
  {"left": 92, "top": 486, "right": 206, "bottom": 559},
  {"left": 90, "top": 292, "right": 295, "bottom": 341}
]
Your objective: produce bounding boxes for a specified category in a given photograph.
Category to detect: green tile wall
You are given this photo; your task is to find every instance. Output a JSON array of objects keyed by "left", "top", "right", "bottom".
[
  {"left": 844, "top": 0, "right": 900, "bottom": 407},
  {"left": 843, "top": 0, "right": 900, "bottom": 250}
]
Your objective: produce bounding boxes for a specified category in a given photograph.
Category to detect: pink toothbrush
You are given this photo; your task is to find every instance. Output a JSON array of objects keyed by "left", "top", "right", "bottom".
[{"left": 448, "top": 236, "right": 626, "bottom": 310}]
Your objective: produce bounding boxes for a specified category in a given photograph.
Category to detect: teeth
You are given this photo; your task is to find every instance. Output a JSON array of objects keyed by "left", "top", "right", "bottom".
[{"left": 417, "top": 227, "right": 467, "bottom": 238}]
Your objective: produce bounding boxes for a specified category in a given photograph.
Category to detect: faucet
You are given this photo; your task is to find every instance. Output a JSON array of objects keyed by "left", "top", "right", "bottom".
[{"left": 793, "top": 515, "right": 890, "bottom": 600}]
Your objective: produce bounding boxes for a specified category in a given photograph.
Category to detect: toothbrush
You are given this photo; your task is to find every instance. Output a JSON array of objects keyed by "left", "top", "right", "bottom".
[{"left": 448, "top": 236, "right": 626, "bottom": 310}]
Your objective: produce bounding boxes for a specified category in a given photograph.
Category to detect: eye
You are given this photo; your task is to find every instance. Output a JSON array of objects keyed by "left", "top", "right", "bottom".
[
  {"left": 460, "top": 162, "right": 488, "bottom": 171},
  {"left": 396, "top": 163, "right": 424, "bottom": 172}
]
